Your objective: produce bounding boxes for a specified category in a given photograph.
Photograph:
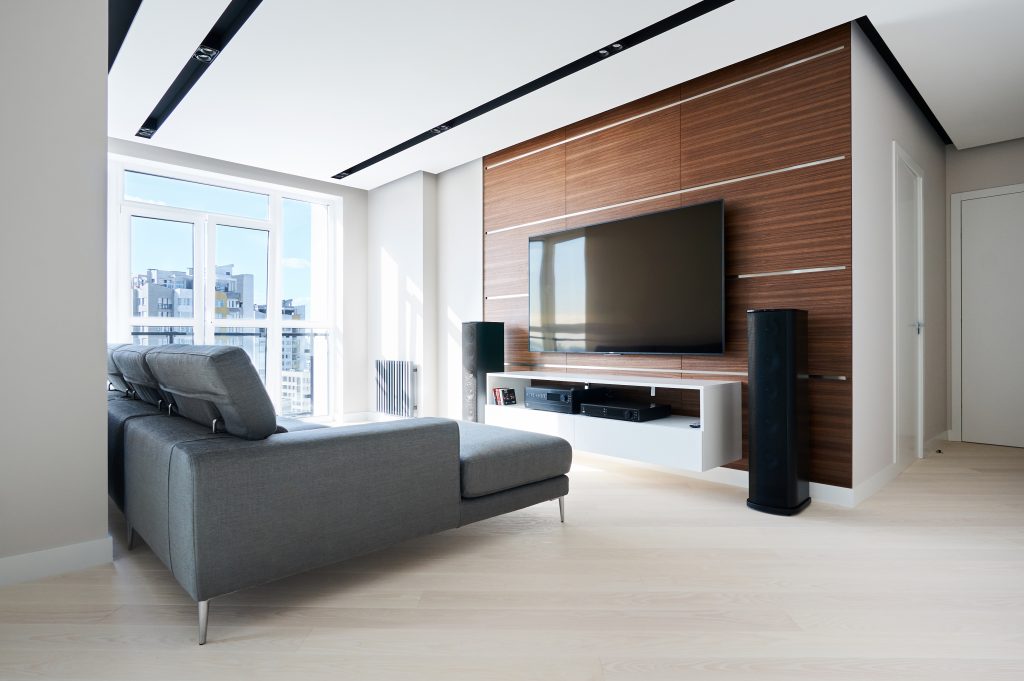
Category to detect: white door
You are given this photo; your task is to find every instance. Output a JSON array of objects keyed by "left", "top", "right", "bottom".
[
  {"left": 961, "top": 188, "right": 1024, "bottom": 447},
  {"left": 893, "top": 144, "right": 924, "bottom": 463}
]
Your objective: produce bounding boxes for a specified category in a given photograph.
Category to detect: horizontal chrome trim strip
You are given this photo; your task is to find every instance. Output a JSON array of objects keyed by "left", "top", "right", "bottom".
[
  {"left": 503, "top": 363, "right": 847, "bottom": 381},
  {"left": 735, "top": 265, "right": 847, "bottom": 279},
  {"left": 486, "top": 156, "right": 846, "bottom": 236},
  {"left": 484, "top": 293, "right": 529, "bottom": 300},
  {"left": 485, "top": 46, "right": 846, "bottom": 171}
]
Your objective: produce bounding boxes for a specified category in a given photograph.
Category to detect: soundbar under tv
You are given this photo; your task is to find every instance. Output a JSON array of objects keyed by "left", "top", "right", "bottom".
[{"left": 527, "top": 199, "right": 725, "bottom": 355}]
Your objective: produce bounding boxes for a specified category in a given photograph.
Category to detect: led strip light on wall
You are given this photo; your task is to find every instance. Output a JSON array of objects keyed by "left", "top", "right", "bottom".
[
  {"left": 485, "top": 155, "right": 847, "bottom": 236},
  {"left": 485, "top": 45, "right": 846, "bottom": 171}
]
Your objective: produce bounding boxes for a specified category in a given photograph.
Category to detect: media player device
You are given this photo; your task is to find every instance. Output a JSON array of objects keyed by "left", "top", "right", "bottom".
[
  {"left": 524, "top": 386, "right": 610, "bottom": 414},
  {"left": 579, "top": 401, "right": 671, "bottom": 422}
]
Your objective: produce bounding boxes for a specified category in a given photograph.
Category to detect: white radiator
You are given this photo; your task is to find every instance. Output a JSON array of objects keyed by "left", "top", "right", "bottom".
[{"left": 374, "top": 359, "right": 417, "bottom": 417}]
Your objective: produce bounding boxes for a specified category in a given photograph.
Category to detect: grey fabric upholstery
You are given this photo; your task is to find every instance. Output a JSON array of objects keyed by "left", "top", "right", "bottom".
[
  {"left": 145, "top": 345, "right": 277, "bottom": 440},
  {"left": 112, "top": 345, "right": 167, "bottom": 406},
  {"left": 107, "top": 343, "right": 131, "bottom": 392},
  {"left": 123, "top": 416, "right": 228, "bottom": 569},
  {"left": 457, "top": 421, "right": 572, "bottom": 498},
  {"left": 112, "top": 344, "right": 573, "bottom": 614},
  {"left": 106, "top": 398, "right": 162, "bottom": 510},
  {"left": 275, "top": 416, "right": 327, "bottom": 433},
  {"left": 138, "top": 418, "right": 462, "bottom": 601},
  {"left": 459, "top": 475, "right": 569, "bottom": 527}
]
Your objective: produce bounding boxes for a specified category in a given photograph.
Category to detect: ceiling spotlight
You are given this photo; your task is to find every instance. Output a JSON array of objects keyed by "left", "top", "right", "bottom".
[
  {"left": 431, "top": 124, "right": 450, "bottom": 134},
  {"left": 136, "top": 127, "right": 155, "bottom": 138},
  {"left": 335, "top": 172, "right": 350, "bottom": 179},
  {"left": 611, "top": 43, "right": 623, "bottom": 51},
  {"left": 193, "top": 45, "right": 220, "bottom": 63},
  {"left": 598, "top": 49, "right": 610, "bottom": 57}
]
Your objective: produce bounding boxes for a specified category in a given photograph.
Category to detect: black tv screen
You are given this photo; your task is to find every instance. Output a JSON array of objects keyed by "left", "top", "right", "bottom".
[{"left": 528, "top": 199, "right": 724, "bottom": 355}]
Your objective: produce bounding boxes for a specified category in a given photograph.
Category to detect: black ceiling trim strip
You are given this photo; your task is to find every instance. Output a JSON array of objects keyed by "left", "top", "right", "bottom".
[
  {"left": 331, "top": 0, "right": 736, "bottom": 179},
  {"left": 109, "top": 0, "right": 143, "bottom": 72},
  {"left": 136, "top": 0, "right": 264, "bottom": 139},
  {"left": 855, "top": 16, "right": 952, "bottom": 145}
]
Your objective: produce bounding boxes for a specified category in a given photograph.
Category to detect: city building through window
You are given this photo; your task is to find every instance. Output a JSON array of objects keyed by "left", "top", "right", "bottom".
[{"left": 109, "top": 164, "right": 338, "bottom": 418}]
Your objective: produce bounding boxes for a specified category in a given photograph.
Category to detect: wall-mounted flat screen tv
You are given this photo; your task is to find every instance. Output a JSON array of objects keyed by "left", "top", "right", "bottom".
[{"left": 528, "top": 199, "right": 724, "bottom": 355}]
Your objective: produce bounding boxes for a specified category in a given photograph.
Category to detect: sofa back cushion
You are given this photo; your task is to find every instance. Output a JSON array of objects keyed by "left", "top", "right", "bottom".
[
  {"left": 112, "top": 345, "right": 167, "bottom": 406},
  {"left": 145, "top": 345, "right": 277, "bottom": 440},
  {"left": 107, "top": 343, "right": 131, "bottom": 392}
]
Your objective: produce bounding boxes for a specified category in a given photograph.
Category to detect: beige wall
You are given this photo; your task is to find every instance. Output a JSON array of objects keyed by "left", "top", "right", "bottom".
[
  {"left": 0, "top": 0, "right": 111, "bottom": 581},
  {"left": 947, "top": 137, "right": 1024, "bottom": 195}
]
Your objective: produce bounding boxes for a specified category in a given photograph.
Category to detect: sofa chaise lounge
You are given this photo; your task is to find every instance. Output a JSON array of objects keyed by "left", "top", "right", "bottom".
[{"left": 107, "top": 344, "right": 571, "bottom": 644}]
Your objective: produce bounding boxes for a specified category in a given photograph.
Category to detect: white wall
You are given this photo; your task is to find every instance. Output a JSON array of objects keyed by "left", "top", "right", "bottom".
[
  {"left": 107, "top": 139, "right": 371, "bottom": 416},
  {"left": 850, "top": 23, "right": 947, "bottom": 494},
  {"left": 0, "top": 0, "right": 112, "bottom": 583},
  {"left": 437, "top": 160, "right": 484, "bottom": 418},
  {"left": 367, "top": 172, "right": 439, "bottom": 416},
  {"left": 947, "top": 137, "right": 1024, "bottom": 195}
]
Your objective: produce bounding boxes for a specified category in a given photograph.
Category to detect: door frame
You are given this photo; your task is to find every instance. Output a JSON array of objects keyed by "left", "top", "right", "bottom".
[
  {"left": 892, "top": 142, "right": 925, "bottom": 463},
  {"left": 949, "top": 182, "right": 1024, "bottom": 441}
]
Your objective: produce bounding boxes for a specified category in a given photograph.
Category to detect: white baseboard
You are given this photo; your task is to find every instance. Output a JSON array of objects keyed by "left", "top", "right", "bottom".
[
  {"left": 0, "top": 536, "right": 112, "bottom": 587},
  {"left": 851, "top": 456, "right": 914, "bottom": 506}
]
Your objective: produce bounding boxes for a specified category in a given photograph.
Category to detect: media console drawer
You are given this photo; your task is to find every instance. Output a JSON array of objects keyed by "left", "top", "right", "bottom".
[{"left": 574, "top": 415, "right": 705, "bottom": 471}]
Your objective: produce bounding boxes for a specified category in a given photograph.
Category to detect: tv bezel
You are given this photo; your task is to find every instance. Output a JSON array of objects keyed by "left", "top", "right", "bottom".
[{"left": 527, "top": 198, "right": 725, "bottom": 356}]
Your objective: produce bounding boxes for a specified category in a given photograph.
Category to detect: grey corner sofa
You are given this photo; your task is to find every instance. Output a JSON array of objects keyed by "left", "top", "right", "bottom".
[{"left": 106, "top": 343, "right": 571, "bottom": 644}]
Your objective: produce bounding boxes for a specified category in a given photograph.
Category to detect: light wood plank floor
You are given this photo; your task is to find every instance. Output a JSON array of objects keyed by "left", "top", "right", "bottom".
[{"left": 1, "top": 440, "right": 1022, "bottom": 680}]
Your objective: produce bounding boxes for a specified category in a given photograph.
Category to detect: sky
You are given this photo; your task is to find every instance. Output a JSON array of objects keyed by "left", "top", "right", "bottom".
[{"left": 127, "top": 172, "right": 314, "bottom": 311}]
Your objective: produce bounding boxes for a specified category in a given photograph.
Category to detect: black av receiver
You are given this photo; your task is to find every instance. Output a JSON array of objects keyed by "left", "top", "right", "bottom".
[
  {"left": 524, "top": 386, "right": 610, "bottom": 414},
  {"left": 580, "top": 401, "right": 672, "bottom": 422}
]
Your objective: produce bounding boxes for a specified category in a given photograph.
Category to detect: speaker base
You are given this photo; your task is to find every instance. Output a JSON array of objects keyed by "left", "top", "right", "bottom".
[{"left": 746, "top": 497, "right": 811, "bottom": 516}]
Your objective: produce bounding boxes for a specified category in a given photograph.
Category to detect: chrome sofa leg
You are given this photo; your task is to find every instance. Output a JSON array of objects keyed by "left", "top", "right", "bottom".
[
  {"left": 198, "top": 600, "right": 209, "bottom": 645},
  {"left": 558, "top": 496, "right": 565, "bottom": 523},
  {"left": 126, "top": 523, "right": 135, "bottom": 550}
]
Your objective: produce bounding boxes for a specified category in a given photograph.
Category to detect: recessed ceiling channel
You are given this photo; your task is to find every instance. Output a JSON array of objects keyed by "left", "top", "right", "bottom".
[
  {"left": 330, "top": 0, "right": 737, "bottom": 179},
  {"left": 135, "top": 0, "right": 264, "bottom": 139}
]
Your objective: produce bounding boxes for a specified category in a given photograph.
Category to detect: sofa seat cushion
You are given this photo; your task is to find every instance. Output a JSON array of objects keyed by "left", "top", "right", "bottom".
[{"left": 457, "top": 421, "right": 572, "bottom": 498}]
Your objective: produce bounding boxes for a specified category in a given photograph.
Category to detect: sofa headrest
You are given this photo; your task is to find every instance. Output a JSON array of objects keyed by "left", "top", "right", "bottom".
[
  {"left": 112, "top": 345, "right": 167, "bottom": 406},
  {"left": 144, "top": 345, "right": 277, "bottom": 440},
  {"left": 106, "top": 343, "right": 131, "bottom": 392}
]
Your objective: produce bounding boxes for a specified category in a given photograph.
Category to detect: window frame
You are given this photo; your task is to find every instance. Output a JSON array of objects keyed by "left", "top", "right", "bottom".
[{"left": 107, "top": 155, "right": 343, "bottom": 419}]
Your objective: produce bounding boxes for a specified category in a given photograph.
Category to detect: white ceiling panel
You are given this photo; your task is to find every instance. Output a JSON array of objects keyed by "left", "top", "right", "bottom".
[{"left": 108, "top": 0, "right": 1024, "bottom": 189}]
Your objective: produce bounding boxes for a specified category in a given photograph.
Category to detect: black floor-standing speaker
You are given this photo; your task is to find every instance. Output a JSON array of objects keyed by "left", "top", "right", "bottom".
[
  {"left": 746, "top": 309, "right": 811, "bottom": 515},
  {"left": 462, "top": 322, "right": 505, "bottom": 422}
]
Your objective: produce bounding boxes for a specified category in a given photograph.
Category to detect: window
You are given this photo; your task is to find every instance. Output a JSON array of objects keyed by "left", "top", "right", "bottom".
[
  {"left": 111, "top": 161, "right": 339, "bottom": 419},
  {"left": 124, "top": 171, "right": 269, "bottom": 220}
]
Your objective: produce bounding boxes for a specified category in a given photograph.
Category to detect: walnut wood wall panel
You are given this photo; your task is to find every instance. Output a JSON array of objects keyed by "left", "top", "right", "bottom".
[
  {"left": 482, "top": 25, "right": 853, "bottom": 487},
  {"left": 565, "top": 89, "right": 682, "bottom": 213},
  {"left": 678, "top": 46, "right": 850, "bottom": 188},
  {"left": 484, "top": 130, "right": 566, "bottom": 231}
]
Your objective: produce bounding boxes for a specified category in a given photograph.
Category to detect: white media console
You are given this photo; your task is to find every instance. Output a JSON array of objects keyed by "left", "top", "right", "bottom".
[{"left": 484, "top": 371, "right": 742, "bottom": 472}]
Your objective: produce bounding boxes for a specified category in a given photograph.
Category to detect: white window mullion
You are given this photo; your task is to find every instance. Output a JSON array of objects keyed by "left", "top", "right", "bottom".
[
  {"left": 201, "top": 214, "right": 214, "bottom": 345},
  {"left": 265, "top": 193, "right": 284, "bottom": 412}
]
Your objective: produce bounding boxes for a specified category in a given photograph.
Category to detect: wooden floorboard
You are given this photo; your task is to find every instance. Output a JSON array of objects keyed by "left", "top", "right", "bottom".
[{"left": 0, "top": 440, "right": 1022, "bottom": 680}]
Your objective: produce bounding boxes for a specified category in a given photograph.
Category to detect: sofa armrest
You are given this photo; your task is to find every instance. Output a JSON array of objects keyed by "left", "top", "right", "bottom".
[{"left": 166, "top": 418, "right": 461, "bottom": 601}]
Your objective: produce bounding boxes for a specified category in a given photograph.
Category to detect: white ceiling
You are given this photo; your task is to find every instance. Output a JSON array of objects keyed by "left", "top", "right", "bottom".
[{"left": 109, "top": 0, "right": 1024, "bottom": 190}]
